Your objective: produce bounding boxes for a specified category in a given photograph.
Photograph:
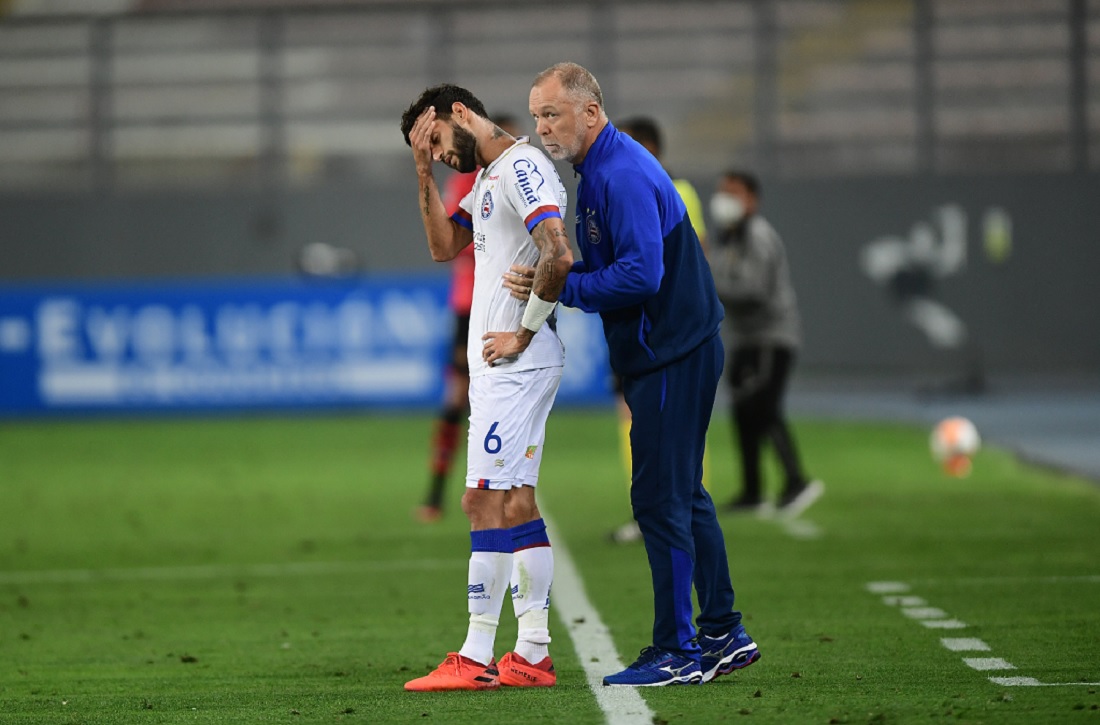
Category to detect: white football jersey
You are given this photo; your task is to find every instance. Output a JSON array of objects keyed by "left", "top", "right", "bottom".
[{"left": 452, "top": 138, "right": 568, "bottom": 377}]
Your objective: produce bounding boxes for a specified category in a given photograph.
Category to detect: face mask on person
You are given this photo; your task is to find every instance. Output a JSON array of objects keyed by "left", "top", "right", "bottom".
[{"left": 710, "top": 192, "right": 745, "bottom": 227}]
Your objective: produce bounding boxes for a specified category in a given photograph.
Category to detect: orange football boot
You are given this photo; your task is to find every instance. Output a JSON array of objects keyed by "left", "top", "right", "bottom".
[
  {"left": 498, "top": 652, "right": 556, "bottom": 687},
  {"left": 404, "top": 652, "right": 500, "bottom": 692}
]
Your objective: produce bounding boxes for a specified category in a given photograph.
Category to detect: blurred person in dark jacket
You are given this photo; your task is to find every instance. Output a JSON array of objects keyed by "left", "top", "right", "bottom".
[{"left": 708, "top": 170, "right": 822, "bottom": 518}]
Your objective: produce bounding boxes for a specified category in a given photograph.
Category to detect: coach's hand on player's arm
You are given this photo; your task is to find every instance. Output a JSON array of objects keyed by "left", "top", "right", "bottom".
[
  {"left": 502, "top": 264, "right": 536, "bottom": 301},
  {"left": 481, "top": 329, "right": 532, "bottom": 367}
]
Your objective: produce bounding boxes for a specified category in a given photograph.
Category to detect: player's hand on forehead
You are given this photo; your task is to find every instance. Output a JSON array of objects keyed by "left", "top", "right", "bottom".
[
  {"left": 413, "top": 107, "right": 438, "bottom": 139},
  {"left": 409, "top": 106, "right": 437, "bottom": 167}
]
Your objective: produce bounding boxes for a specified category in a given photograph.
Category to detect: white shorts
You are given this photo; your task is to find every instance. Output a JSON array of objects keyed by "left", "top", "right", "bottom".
[{"left": 466, "top": 366, "right": 562, "bottom": 491}]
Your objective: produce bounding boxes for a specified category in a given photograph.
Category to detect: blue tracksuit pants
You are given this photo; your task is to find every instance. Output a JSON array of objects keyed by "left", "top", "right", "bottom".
[{"left": 621, "top": 332, "right": 742, "bottom": 658}]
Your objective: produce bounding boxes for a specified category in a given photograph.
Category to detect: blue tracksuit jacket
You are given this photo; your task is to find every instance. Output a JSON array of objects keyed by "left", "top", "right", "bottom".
[{"left": 559, "top": 123, "right": 723, "bottom": 377}]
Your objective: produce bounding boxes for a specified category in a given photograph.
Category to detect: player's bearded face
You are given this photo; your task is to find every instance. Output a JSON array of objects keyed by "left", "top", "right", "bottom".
[{"left": 447, "top": 122, "right": 478, "bottom": 173}]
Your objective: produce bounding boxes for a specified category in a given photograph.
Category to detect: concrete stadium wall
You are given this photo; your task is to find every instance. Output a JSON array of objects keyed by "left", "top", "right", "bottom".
[{"left": 2, "top": 171, "right": 1097, "bottom": 377}]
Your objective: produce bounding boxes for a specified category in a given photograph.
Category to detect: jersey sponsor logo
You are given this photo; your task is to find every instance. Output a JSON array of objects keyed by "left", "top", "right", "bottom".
[
  {"left": 468, "top": 583, "right": 485, "bottom": 594},
  {"left": 512, "top": 158, "right": 545, "bottom": 207},
  {"left": 473, "top": 231, "right": 486, "bottom": 252},
  {"left": 585, "top": 209, "right": 602, "bottom": 245},
  {"left": 480, "top": 190, "right": 494, "bottom": 220},
  {"left": 494, "top": 458, "right": 505, "bottom": 467}
]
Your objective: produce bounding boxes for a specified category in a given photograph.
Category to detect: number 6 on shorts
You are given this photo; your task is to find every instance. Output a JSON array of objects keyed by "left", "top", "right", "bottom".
[
  {"left": 484, "top": 421, "right": 502, "bottom": 454},
  {"left": 465, "top": 368, "right": 561, "bottom": 491}
]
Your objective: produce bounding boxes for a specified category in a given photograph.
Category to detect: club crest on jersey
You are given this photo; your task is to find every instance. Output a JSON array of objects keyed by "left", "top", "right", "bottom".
[
  {"left": 480, "top": 190, "right": 494, "bottom": 220},
  {"left": 513, "top": 158, "right": 544, "bottom": 206},
  {"left": 585, "top": 209, "right": 602, "bottom": 245}
]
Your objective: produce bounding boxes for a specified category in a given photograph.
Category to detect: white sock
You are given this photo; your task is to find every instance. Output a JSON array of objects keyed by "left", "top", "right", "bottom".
[
  {"left": 511, "top": 545, "right": 553, "bottom": 663},
  {"left": 515, "top": 610, "right": 550, "bottom": 663},
  {"left": 459, "top": 549, "right": 512, "bottom": 665}
]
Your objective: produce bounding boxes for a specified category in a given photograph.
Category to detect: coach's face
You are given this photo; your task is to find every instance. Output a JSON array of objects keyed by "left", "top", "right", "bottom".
[{"left": 529, "top": 77, "right": 594, "bottom": 165}]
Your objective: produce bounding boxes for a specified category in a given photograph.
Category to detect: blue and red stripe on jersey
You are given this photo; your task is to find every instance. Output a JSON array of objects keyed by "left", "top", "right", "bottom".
[
  {"left": 452, "top": 208, "right": 473, "bottom": 230},
  {"left": 523, "top": 205, "right": 561, "bottom": 233},
  {"left": 476, "top": 478, "right": 491, "bottom": 489}
]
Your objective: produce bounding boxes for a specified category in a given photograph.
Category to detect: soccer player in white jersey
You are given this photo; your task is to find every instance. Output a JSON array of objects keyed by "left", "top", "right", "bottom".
[{"left": 399, "top": 84, "right": 573, "bottom": 692}]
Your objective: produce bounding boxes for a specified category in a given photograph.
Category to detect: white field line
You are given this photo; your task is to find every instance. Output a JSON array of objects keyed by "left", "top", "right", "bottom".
[
  {"left": 964, "top": 657, "right": 1015, "bottom": 671},
  {"left": 543, "top": 514, "right": 654, "bottom": 725},
  {"left": 990, "top": 676, "right": 1100, "bottom": 687},
  {"left": 920, "top": 619, "right": 968, "bottom": 629},
  {"left": 866, "top": 581, "right": 910, "bottom": 594},
  {"left": 913, "top": 575, "right": 1100, "bottom": 586},
  {"left": 0, "top": 559, "right": 464, "bottom": 586},
  {"left": 870, "top": 580, "right": 1100, "bottom": 689},
  {"left": 901, "top": 607, "right": 947, "bottom": 620},
  {"left": 941, "top": 638, "right": 991, "bottom": 652},
  {"left": 883, "top": 595, "right": 927, "bottom": 607}
]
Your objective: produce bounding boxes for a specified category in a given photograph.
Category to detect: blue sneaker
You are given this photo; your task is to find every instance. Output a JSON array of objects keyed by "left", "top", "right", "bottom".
[
  {"left": 699, "top": 625, "right": 760, "bottom": 682},
  {"left": 602, "top": 646, "right": 703, "bottom": 687}
]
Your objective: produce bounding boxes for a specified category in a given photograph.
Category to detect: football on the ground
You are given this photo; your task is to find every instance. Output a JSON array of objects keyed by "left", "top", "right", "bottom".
[{"left": 930, "top": 416, "right": 981, "bottom": 477}]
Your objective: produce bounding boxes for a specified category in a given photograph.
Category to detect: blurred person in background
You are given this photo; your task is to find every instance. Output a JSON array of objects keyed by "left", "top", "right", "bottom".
[
  {"left": 607, "top": 116, "right": 711, "bottom": 545},
  {"left": 617, "top": 117, "right": 708, "bottom": 250},
  {"left": 707, "top": 170, "right": 822, "bottom": 517},
  {"left": 400, "top": 86, "right": 572, "bottom": 691},
  {"left": 508, "top": 62, "right": 759, "bottom": 687},
  {"left": 417, "top": 115, "right": 521, "bottom": 524}
]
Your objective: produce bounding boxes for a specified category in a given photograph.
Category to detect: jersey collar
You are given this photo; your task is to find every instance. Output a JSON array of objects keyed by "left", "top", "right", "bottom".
[
  {"left": 480, "top": 137, "right": 529, "bottom": 181},
  {"left": 574, "top": 123, "right": 616, "bottom": 177}
]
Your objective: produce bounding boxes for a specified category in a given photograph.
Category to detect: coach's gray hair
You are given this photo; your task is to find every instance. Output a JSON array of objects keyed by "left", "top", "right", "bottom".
[{"left": 534, "top": 62, "right": 604, "bottom": 109}]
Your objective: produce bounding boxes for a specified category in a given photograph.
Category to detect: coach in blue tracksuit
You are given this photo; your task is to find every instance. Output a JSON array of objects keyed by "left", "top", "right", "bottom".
[{"left": 512, "top": 62, "right": 762, "bottom": 686}]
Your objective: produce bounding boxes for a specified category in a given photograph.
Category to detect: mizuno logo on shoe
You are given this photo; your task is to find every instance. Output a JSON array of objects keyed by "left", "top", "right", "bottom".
[{"left": 659, "top": 662, "right": 694, "bottom": 676}]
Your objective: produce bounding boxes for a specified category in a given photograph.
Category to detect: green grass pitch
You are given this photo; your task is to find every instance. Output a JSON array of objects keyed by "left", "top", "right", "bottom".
[{"left": 0, "top": 410, "right": 1097, "bottom": 724}]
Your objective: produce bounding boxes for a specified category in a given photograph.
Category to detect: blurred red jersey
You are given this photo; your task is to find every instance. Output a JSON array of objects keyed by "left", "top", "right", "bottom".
[{"left": 443, "top": 171, "right": 477, "bottom": 315}]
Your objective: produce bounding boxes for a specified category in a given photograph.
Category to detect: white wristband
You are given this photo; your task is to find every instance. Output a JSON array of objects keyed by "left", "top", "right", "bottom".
[{"left": 521, "top": 292, "right": 556, "bottom": 333}]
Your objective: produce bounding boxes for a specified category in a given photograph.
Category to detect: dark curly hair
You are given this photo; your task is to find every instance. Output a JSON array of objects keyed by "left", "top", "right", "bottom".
[{"left": 400, "top": 84, "right": 489, "bottom": 146}]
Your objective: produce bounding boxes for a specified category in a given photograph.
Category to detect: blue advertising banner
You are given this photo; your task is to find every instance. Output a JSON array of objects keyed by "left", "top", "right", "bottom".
[{"left": 0, "top": 275, "right": 612, "bottom": 416}]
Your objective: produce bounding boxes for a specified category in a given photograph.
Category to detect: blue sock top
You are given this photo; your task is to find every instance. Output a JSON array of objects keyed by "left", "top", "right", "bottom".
[
  {"left": 470, "top": 528, "right": 514, "bottom": 553},
  {"left": 509, "top": 518, "right": 551, "bottom": 550}
]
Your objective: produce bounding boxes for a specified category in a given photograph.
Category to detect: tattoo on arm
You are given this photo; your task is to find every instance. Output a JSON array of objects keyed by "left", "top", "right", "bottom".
[
  {"left": 530, "top": 223, "right": 571, "bottom": 299},
  {"left": 421, "top": 184, "right": 431, "bottom": 217}
]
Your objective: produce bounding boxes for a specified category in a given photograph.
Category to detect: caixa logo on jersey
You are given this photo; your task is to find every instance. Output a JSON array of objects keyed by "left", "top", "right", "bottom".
[
  {"left": 513, "top": 158, "right": 544, "bottom": 206},
  {"left": 480, "top": 190, "right": 494, "bottom": 220}
]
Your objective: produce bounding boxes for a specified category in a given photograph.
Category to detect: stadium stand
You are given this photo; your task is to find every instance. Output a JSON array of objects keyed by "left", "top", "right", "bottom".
[{"left": 0, "top": 0, "right": 1096, "bottom": 190}]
